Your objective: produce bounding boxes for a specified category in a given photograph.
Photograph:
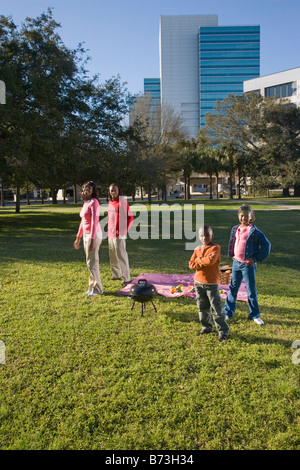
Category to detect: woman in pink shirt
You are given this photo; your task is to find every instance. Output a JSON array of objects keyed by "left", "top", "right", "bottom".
[
  {"left": 108, "top": 183, "right": 134, "bottom": 287},
  {"left": 74, "top": 181, "right": 103, "bottom": 296}
]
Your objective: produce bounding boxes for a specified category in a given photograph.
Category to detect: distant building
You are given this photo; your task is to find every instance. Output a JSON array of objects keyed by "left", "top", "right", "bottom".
[
  {"left": 159, "top": 15, "right": 260, "bottom": 137},
  {"left": 144, "top": 78, "right": 160, "bottom": 107},
  {"left": 160, "top": 15, "right": 218, "bottom": 138},
  {"left": 199, "top": 25, "right": 260, "bottom": 128},
  {"left": 243, "top": 66, "right": 300, "bottom": 107}
]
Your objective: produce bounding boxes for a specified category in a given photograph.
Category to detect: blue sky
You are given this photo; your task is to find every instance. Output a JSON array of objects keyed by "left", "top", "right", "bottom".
[{"left": 1, "top": 0, "right": 300, "bottom": 95}]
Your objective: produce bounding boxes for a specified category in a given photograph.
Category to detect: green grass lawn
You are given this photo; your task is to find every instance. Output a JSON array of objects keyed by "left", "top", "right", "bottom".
[{"left": 0, "top": 201, "right": 299, "bottom": 450}]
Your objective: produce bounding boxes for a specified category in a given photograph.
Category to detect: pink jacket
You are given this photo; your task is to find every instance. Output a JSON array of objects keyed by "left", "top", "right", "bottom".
[
  {"left": 77, "top": 198, "right": 101, "bottom": 239},
  {"left": 108, "top": 196, "right": 134, "bottom": 239}
]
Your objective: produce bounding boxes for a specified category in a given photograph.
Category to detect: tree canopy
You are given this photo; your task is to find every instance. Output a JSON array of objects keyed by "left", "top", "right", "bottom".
[
  {"left": 0, "top": 9, "right": 130, "bottom": 210},
  {"left": 201, "top": 93, "right": 300, "bottom": 196},
  {"left": 1, "top": 10, "right": 300, "bottom": 211}
]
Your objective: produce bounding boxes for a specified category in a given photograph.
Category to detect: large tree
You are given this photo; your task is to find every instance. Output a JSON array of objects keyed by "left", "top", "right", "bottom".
[
  {"left": 260, "top": 99, "right": 300, "bottom": 196},
  {"left": 0, "top": 16, "right": 29, "bottom": 210},
  {"left": 202, "top": 92, "right": 300, "bottom": 196},
  {"left": 0, "top": 9, "right": 130, "bottom": 210}
]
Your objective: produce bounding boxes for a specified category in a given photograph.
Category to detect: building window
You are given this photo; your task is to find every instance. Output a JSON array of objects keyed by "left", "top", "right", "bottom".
[
  {"left": 194, "top": 184, "right": 207, "bottom": 192},
  {"left": 246, "top": 89, "right": 261, "bottom": 94},
  {"left": 265, "top": 82, "right": 296, "bottom": 98}
]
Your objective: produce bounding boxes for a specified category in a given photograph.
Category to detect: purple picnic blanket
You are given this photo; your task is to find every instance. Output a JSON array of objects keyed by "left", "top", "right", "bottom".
[{"left": 117, "top": 273, "right": 248, "bottom": 302}]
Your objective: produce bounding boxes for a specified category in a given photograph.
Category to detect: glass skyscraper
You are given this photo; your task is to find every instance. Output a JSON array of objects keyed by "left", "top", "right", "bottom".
[
  {"left": 199, "top": 26, "right": 260, "bottom": 127},
  {"left": 159, "top": 16, "right": 260, "bottom": 137}
]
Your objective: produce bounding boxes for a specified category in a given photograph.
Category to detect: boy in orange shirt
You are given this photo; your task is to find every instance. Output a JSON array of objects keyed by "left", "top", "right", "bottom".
[{"left": 189, "top": 225, "right": 229, "bottom": 342}]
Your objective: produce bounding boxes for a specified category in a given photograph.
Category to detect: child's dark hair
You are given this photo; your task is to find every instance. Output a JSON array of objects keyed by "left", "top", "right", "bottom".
[
  {"left": 198, "top": 224, "right": 214, "bottom": 237},
  {"left": 109, "top": 183, "right": 121, "bottom": 200},
  {"left": 198, "top": 224, "right": 213, "bottom": 234},
  {"left": 238, "top": 204, "right": 256, "bottom": 223}
]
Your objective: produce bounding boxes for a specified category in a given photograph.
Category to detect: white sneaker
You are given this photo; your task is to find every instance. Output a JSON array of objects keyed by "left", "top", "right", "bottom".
[
  {"left": 85, "top": 291, "right": 103, "bottom": 296},
  {"left": 225, "top": 315, "right": 230, "bottom": 320},
  {"left": 253, "top": 317, "right": 264, "bottom": 325}
]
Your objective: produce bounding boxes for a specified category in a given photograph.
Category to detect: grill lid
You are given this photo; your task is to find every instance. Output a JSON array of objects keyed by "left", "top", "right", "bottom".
[{"left": 129, "top": 279, "right": 157, "bottom": 302}]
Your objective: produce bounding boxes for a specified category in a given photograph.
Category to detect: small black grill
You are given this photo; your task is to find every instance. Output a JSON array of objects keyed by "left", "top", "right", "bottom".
[{"left": 129, "top": 279, "right": 157, "bottom": 316}]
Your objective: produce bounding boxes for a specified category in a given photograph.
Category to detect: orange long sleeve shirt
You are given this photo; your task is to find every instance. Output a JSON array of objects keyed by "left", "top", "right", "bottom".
[{"left": 189, "top": 243, "right": 221, "bottom": 284}]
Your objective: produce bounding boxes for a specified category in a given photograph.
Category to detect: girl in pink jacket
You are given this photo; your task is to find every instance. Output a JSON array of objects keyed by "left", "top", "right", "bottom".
[{"left": 74, "top": 182, "right": 103, "bottom": 296}]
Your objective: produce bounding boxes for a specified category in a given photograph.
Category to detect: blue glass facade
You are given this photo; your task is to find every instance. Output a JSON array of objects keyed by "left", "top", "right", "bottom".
[
  {"left": 144, "top": 78, "right": 161, "bottom": 106},
  {"left": 199, "top": 26, "right": 260, "bottom": 127}
]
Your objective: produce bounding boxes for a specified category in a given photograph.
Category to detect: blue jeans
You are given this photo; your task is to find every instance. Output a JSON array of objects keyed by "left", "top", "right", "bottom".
[{"left": 224, "top": 260, "right": 260, "bottom": 320}]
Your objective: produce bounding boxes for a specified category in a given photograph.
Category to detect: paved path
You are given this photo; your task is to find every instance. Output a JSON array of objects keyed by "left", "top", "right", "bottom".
[{"left": 247, "top": 200, "right": 300, "bottom": 210}]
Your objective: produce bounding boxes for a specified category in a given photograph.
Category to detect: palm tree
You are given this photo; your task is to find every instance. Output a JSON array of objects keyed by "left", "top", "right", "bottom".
[
  {"left": 194, "top": 148, "right": 222, "bottom": 199},
  {"left": 173, "top": 140, "right": 196, "bottom": 200},
  {"left": 220, "top": 143, "right": 238, "bottom": 199},
  {"left": 193, "top": 134, "right": 224, "bottom": 199}
]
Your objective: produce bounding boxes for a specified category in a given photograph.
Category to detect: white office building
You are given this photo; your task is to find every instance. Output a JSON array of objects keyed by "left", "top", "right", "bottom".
[
  {"left": 160, "top": 15, "right": 218, "bottom": 138},
  {"left": 243, "top": 66, "right": 300, "bottom": 107}
]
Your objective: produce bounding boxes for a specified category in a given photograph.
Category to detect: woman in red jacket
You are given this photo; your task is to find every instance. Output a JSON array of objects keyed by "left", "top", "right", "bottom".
[
  {"left": 74, "top": 181, "right": 103, "bottom": 296},
  {"left": 108, "top": 183, "right": 134, "bottom": 287}
]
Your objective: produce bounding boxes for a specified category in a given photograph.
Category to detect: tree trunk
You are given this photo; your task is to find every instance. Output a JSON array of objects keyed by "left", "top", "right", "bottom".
[
  {"left": 26, "top": 182, "right": 30, "bottom": 205},
  {"left": 147, "top": 184, "right": 151, "bottom": 204},
  {"left": 73, "top": 184, "right": 78, "bottom": 203},
  {"left": 293, "top": 184, "right": 300, "bottom": 197},
  {"left": 162, "top": 182, "right": 167, "bottom": 202},
  {"left": 1, "top": 185, "right": 5, "bottom": 207},
  {"left": 238, "top": 170, "right": 242, "bottom": 199},
  {"left": 15, "top": 186, "right": 20, "bottom": 213},
  {"left": 41, "top": 189, "right": 44, "bottom": 205},
  {"left": 282, "top": 187, "right": 290, "bottom": 197},
  {"left": 140, "top": 187, "right": 144, "bottom": 201},
  {"left": 229, "top": 170, "right": 234, "bottom": 199},
  {"left": 51, "top": 188, "right": 58, "bottom": 204},
  {"left": 209, "top": 173, "right": 213, "bottom": 199}
]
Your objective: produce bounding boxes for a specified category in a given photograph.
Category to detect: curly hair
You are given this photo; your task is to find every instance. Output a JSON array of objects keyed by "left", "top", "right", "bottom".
[{"left": 81, "top": 181, "right": 99, "bottom": 202}]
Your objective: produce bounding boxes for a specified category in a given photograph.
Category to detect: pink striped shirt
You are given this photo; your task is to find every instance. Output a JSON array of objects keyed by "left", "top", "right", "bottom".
[
  {"left": 77, "top": 198, "right": 101, "bottom": 239},
  {"left": 234, "top": 224, "right": 252, "bottom": 262}
]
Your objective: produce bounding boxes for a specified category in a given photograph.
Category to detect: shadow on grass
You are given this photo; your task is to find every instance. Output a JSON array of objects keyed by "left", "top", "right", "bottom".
[
  {"left": 0, "top": 209, "right": 300, "bottom": 274},
  {"left": 231, "top": 332, "right": 294, "bottom": 349},
  {"left": 0, "top": 210, "right": 79, "bottom": 230}
]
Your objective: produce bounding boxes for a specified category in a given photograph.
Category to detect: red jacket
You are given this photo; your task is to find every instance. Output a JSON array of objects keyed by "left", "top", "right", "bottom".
[{"left": 108, "top": 196, "right": 134, "bottom": 239}]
